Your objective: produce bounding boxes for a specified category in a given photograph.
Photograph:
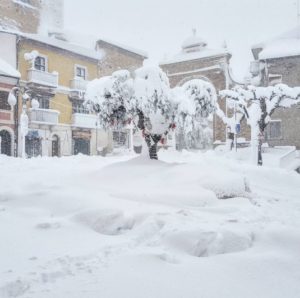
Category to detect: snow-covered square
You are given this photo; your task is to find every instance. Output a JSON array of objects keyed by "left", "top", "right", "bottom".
[{"left": 0, "top": 149, "right": 300, "bottom": 298}]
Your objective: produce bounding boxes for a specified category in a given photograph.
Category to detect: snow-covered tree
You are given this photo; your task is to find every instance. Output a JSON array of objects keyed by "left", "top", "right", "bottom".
[
  {"left": 134, "top": 66, "right": 176, "bottom": 159},
  {"left": 85, "top": 66, "right": 176, "bottom": 160},
  {"left": 218, "top": 84, "right": 300, "bottom": 165},
  {"left": 173, "top": 79, "right": 217, "bottom": 150},
  {"left": 85, "top": 67, "right": 219, "bottom": 160},
  {"left": 85, "top": 70, "right": 135, "bottom": 130}
]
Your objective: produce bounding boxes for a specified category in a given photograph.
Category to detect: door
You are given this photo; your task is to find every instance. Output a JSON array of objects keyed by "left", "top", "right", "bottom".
[
  {"left": 52, "top": 135, "right": 60, "bottom": 157},
  {"left": 25, "top": 136, "right": 42, "bottom": 158},
  {"left": 0, "top": 130, "right": 12, "bottom": 156},
  {"left": 74, "top": 138, "right": 90, "bottom": 155}
]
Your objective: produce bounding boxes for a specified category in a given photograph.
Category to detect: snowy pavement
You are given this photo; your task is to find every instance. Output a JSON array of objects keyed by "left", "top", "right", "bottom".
[{"left": 0, "top": 150, "right": 300, "bottom": 298}]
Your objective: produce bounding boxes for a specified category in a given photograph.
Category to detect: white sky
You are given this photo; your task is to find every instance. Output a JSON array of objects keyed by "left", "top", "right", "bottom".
[{"left": 64, "top": 0, "right": 297, "bottom": 79}]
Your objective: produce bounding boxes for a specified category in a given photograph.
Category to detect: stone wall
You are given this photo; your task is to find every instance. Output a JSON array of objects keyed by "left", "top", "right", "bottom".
[
  {"left": 266, "top": 56, "right": 300, "bottom": 87},
  {"left": 267, "top": 105, "right": 300, "bottom": 149},
  {"left": 0, "top": 0, "right": 41, "bottom": 33},
  {"left": 262, "top": 56, "right": 300, "bottom": 149},
  {"left": 161, "top": 55, "right": 231, "bottom": 142},
  {"left": 97, "top": 41, "right": 145, "bottom": 77}
]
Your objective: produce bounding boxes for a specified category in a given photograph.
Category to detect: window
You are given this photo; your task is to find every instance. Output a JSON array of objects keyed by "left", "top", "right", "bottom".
[
  {"left": 75, "top": 65, "right": 87, "bottom": 80},
  {"left": 0, "top": 91, "right": 11, "bottom": 110},
  {"left": 34, "top": 56, "right": 47, "bottom": 72},
  {"left": 266, "top": 120, "right": 282, "bottom": 140},
  {"left": 36, "top": 96, "right": 49, "bottom": 109},
  {"left": 72, "top": 100, "right": 89, "bottom": 114},
  {"left": 268, "top": 74, "right": 282, "bottom": 86}
]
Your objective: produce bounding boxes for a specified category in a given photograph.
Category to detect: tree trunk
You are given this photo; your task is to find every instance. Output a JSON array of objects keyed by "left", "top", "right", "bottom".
[
  {"left": 149, "top": 143, "right": 158, "bottom": 160},
  {"left": 258, "top": 136, "right": 263, "bottom": 166},
  {"left": 145, "top": 134, "right": 161, "bottom": 160}
]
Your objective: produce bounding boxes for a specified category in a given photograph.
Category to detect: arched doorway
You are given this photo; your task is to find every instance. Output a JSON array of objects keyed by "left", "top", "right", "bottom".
[
  {"left": 52, "top": 135, "right": 60, "bottom": 157},
  {"left": 0, "top": 130, "right": 12, "bottom": 156}
]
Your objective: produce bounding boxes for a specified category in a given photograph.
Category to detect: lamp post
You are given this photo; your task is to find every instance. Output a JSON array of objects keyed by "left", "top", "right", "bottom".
[{"left": 8, "top": 87, "right": 34, "bottom": 158}]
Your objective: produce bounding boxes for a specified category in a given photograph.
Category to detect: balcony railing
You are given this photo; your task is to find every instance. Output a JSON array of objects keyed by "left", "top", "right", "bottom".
[
  {"left": 72, "top": 113, "right": 98, "bottom": 129},
  {"left": 29, "top": 108, "right": 60, "bottom": 125},
  {"left": 70, "top": 78, "right": 88, "bottom": 90},
  {"left": 69, "top": 78, "right": 89, "bottom": 100},
  {"left": 27, "top": 69, "right": 59, "bottom": 89}
]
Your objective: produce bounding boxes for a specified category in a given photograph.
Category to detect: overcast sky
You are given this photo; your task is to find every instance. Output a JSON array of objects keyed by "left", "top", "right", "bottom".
[{"left": 64, "top": 0, "right": 297, "bottom": 79}]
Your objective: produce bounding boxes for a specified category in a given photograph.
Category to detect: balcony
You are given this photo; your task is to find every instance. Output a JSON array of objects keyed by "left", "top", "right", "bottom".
[
  {"left": 27, "top": 69, "right": 59, "bottom": 91},
  {"left": 28, "top": 108, "right": 60, "bottom": 125},
  {"left": 72, "top": 113, "right": 98, "bottom": 129},
  {"left": 69, "top": 78, "right": 89, "bottom": 100}
]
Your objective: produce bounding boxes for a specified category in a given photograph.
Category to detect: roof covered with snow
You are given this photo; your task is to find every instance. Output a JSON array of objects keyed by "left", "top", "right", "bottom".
[
  {"left": 22, "top": 33, "right": 103, "bottom": 60},
  {"left": 160, "top": 48, "right": 229, "bottom": 65},
  {"left": 160, "top": 30, "right": 229, "bottom": 65},
  {"left": 97, "top": 38, "right": 148, "bottom": 58},
  {"left": 0, "top": 57, "right": 20, "bottom": 78},
  {"left": 0, "top": 29, "right": 103, "bottom": 61},
  {"left": 181, "top": 35, "right": 207, "bottom": 49},
  {"left": 252, "top": 26, "right": 300, "bottom": 60}
]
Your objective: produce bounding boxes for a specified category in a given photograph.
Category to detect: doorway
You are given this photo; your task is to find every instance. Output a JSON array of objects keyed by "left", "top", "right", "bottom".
[
  {"left": 25, "top": 132, "right": 42, "bottom": 158},
  {"left": 0, "top": 130, "right": 12, "bottom": 156},
  {"left": 52, "top": 135, "right": 60, "bottom": 157},
  {"left": 73, "top": 138, "right": 90, "bottom": 155}
]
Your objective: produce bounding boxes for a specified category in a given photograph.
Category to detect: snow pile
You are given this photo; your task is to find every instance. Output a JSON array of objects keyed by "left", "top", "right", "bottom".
[{"left": 0, "top": 150, "right": 300, "bottom": 298}]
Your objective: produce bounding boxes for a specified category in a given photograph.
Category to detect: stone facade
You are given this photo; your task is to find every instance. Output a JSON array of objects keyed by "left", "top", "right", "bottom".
[
  {"left": 97, "top": 40, "right": 147, "bottom": 76},
  {"left": 0, "top": 0, "right": 64, "bottom": 34},
  {"left": 0, "top": 0, "right": 41, "bottom": 33},
  {"left": 160, "top": 34, "right": 232, "bottom": 143},
  {"left": 251, "top": 31, "right": 300, "bottom": 149}
]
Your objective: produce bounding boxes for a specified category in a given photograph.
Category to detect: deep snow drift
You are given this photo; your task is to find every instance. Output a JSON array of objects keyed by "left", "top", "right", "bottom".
[{"left": 0, "top": 150, "right": 300, "bottom": 298}]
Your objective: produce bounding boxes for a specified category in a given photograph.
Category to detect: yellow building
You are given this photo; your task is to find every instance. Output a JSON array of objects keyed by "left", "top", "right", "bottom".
[
  {"left": 0, "top": 30, "right": 147, "bottom": 157},
  {"left": 0, "top": 30, "right": 109, "bottom": 157}
]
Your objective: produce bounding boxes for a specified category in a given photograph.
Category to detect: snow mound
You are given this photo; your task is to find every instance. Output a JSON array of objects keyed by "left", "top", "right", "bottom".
[
  {"left": 0, "top": 280, "right": 30, "bottom": 298},
  {"left": 36, "top": 222, "right": 61, "bottom": 230},
  {"left": 74, "top": 209, "right": 135, "bottom": 235},
  {"left": 201, "top": 175, "right": 251, "bottom": 199},
  {"left": 164, "top": 229, "right": 253, "bottom": 257}
]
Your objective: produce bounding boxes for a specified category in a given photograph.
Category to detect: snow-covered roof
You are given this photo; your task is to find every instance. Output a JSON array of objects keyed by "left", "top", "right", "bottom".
[
  {"left": 160, "top": 48, "right": 229, "bottom": 65},
  {"left": 252, "top": 26, "right": 300, "bottom": 60},
  {"left": 182, "top": 35, "right": 207, "bottom": 49},
  {"left": 160, "top": 31, "right": 229, "bottom": 65},
  {"left": 22, "top": 33, "right": 103, "bottom": 60},
  {"left": 97, "top": 38, "right": 148, "bottom": 58},
  {"left": 0, "top": 57, "right": 20, "bottom": 78},
  {"left": 0, "top": 30, "right": 103, "bottom": 61}
]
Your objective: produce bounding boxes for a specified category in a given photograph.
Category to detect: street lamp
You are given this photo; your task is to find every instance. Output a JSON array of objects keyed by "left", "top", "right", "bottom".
[{"left": 8, "top": 87, "right": 33, "bottom": 158}]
